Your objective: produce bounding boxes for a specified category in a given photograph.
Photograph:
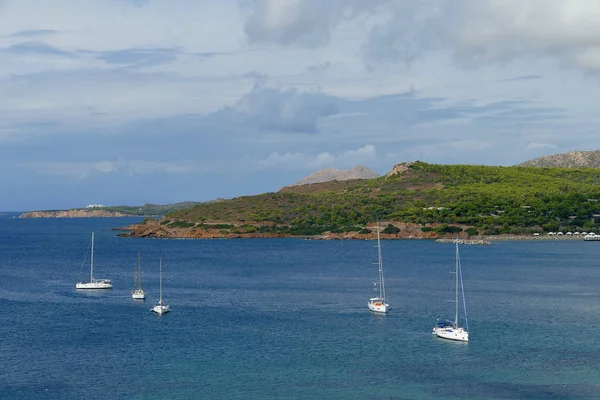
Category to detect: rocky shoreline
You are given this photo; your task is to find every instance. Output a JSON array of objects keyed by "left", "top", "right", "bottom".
[
  {"left": 116, "top": 218, "right": 589, "bottom": 242},
  {"left": 116, "top": 219, "right": 443, "bottom": 240}
]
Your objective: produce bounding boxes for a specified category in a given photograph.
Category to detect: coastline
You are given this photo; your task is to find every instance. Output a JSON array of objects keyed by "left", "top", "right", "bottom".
[{"left": 115, "top": 218, "right": 592, "bottom": 242}]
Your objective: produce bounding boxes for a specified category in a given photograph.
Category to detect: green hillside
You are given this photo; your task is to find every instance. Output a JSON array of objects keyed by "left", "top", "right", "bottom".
[{"left": 166, "top": 162, "right": 600, "bottom": 236}]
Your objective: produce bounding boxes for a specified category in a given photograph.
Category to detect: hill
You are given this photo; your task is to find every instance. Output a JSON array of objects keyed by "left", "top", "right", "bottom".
[
  {"left": 519, "top": 150, "right": 600, "bottom": 168},
  {"left": 291, "top": 165, "right": 378, "bottom": 186},
  {"left": 19, "top": 201, "right": 202, "bottom": 218},
  {"left": 105, "top": 202, "right": 203, "bottom": 216},
  {"left": 123, "top": 161, "right": 600, "bottom": 239}
]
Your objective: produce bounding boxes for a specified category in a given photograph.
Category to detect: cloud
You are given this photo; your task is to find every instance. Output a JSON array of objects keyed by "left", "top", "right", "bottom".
[
  {"left": 500, "top": 75, "right": 543, "bottom": 82},
  {"left": 362, "top": 0, "right": 441, "bottom": 68},
  {"left": 94, "top": 47, "right": 180, "bottom": 68},
  {"left": 306, "top": 61, "right": 331, "bottom": 73},
  {"left": 243, "top": 0, "right": 382, "bottom": 47},
  {"left": 7, "top": 29, "right": 60, "bottom": 38},
  {"left": 216, "top": 85, "right": 338, "bottom": 133},
  {"left": 2, "top": 42, "right": 74, "bottom": 58},
  {"left": 526, "top": 142, "right": 559, "bottom": 150},
  {"left": 24, "top": 159, "right": 198, "bottom": 179},
  {"left": 246, "top": 0, "right": 600, "bottom": 72},
  {"left": 363, "top": 0, "right": 600, "bottom": 72},
  {"left": 258, "top": 144, "right": 376, "bottom": 170}
]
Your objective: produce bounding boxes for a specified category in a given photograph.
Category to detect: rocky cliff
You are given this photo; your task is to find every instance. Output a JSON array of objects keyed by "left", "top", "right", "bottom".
[
  {"left": 519, "top": 150, "right": 600, "bottom": 168},
  {"left": 385, "top": 161, "right": 419, "bottom": 177},
  {"left": 291, "top": 165, "right": 378, "bottom": 186},
  {"left": 119, "top": 218, "right": 445, "bottom": 240},
  {"left": 20, "top": 209, "right": 130, "bottom": 218}
]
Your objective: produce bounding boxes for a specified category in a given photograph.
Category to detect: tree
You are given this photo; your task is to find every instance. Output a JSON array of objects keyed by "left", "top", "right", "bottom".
[
  {"left": 382, "top": 224, "right": 400, "bottom": 234},
  {"left": 465, "top": 227, "right": 479, "bottom": 236},
  {"left": 542, "top": 222, "right": 559, "bottom": 232}
]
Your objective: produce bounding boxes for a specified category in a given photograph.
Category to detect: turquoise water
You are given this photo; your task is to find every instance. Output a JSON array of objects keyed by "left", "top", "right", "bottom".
[{"left": 1, "top": 214, "right": 599, "bottom": 399}]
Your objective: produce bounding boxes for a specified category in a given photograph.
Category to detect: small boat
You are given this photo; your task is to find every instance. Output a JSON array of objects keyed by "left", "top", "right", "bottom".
[
  {"left": 368, "top": 223, "right": 389, "bottom": 313},
  {"left": 76, "top": 232, "right": 113, "bottom": 289},
  {"left": 132, "top": 252, "right": 146, "bottom": 300},
  {"left": 151, "top": 255, "right": 170, "bottom": 315},
  {"left": 433, "top": 240, "right": 469, "bottom": 342}
]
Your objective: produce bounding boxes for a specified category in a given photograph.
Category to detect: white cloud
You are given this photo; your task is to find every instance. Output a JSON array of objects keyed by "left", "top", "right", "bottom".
[
  {"left": 243, "top": 0, "right": 381, "bottom": 47},
  {"left": 24, "top": 159, "right": 200, "bottom": 179},
  {"left": 217, "top": 85, "right": 337, "bottom": 133},
  {"left": 526, "top": 142, "right": 559, "bottom": 150},
  {"left": 0, "top": 0, "right": 244, "bottom": 53},
  {"left": 258, "top": 144, "right": 377, "bottom": 170},
  {"left": 242, "top": 0, "right": 600, "bottom": 72},
  {"left": 363, "top": 0, "right": 600, "bottom": 71}
]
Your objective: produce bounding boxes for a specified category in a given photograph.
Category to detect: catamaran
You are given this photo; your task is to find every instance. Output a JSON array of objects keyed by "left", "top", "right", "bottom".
[
  {"left": 433, "top": 240, "right": 469, "bottom": 342},
  {"left": 151, "top": 255, "right": 170, "bottom": 315},
  {"left": 132, "top": 252, "right": 146, "bottom": 300},
  {"left": 76, "top": 232, "right": 113, "bottom": 289},
  {"left": 368, "top": 223, "right": 389, "bottom": 313}
]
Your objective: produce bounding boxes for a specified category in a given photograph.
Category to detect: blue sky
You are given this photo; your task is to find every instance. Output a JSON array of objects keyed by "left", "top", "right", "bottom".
[{"left": 2, "top": 0, "right": 600, "bottom": 211}]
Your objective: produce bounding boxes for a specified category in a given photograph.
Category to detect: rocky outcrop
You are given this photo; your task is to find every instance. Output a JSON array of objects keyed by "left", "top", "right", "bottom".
[
  {"left": 121, "top": 219, "right": 472, "bottom": 240},
  {"left": 20, "top": 209, "right": 130, "bottom": 218},
  {"left": 519, "top": 150, "right": 600, "bottom": 168},
  {"left": 292, "top": 165, "right": 378, "bottom": 186},
  {"left": 118, "top": 219, "right": 291, "bottom": 239},
  {"left": 385, "top": 161, "right": 418, "bottom": 178}
]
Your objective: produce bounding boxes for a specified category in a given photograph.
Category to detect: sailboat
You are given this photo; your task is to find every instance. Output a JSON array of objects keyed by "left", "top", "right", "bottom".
[
  {"left": 76, "top": 232, "right": 113, "bottom": 289},
  {"left": 132, "top": 252, "right": 146, "bottom": 300},
  {"left": 433, "top": 240, "right": 469, "bottom": 342},
  {"left": 368, "top": 223, "right": 389, "bottom": 313},
  {"left": 151, "top": 255, "right": 170, "bottom": 315}
]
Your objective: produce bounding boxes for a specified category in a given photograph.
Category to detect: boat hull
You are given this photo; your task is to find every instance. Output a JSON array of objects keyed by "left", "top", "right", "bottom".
[
  {"left": 368, "top": 298, "right": 389, "bottom": 313},
  {"left": 151, "top": 305, "right": 170, "bottom": 315},
  {"left": 583, "top": 234, "right": 600, "bottom": 241},
  {"left": 132, "top": 290, "right": 146, "bottom": 300},
  {"left": 76, "top": 281, "right": 113, "bottom": 289},
  {"left": 432, "top": 326, "right": 469, "bottom": 342}
]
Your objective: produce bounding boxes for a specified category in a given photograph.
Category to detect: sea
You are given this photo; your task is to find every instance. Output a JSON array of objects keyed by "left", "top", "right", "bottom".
[{"left": 1, "top": 213, "right": 599, "bottom": 400}]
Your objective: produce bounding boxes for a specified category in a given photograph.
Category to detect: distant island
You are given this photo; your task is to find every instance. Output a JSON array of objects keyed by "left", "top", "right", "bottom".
[
  {"left": 19, "top": 202, "right": 203, "bottom": 218},
  {"left": 120, "top": 151, "right": 600, "bottom": 240},
  {"left": 21, "top": 209, "right": 131, "bottom": 218}
]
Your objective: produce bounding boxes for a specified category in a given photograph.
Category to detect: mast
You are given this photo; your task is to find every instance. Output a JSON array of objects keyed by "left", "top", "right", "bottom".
[
  {"left": 159, "top": 255, "right": 162, "bottom": 305},
  {"left": 455, "top": 240, "right": 459, "bottom": 326},
  {"left": 137, "top": 252, "right": 142, "bottom": 290},
  {"left": 376, "top": 223, "right": 385, "bottom": 300},
  {"left": 459, "top": 250, "right": 469, "bottom": 332},
  {"left": 90, "top": 232, "right": 95, "bottom": 282}
]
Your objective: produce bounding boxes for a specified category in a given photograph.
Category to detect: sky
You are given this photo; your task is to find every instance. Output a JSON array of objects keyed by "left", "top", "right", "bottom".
[{"left": 1, "top": 0, "right": 600, "bottom": 211}]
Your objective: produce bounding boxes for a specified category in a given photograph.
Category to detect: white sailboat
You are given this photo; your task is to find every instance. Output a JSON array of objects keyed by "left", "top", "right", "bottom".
[
  {"left": 433, "top": 240, "right": 469, "bottom": 342},
  {"left": 151, "top": 255, "right": 170, "bottom": 315},
  {"left": 76, "top": 232, "right": 113, "bottom": 289},
  {"left": 132, "top": 252, "right": 146, "bottom": 300},
  {"left": 368, "top": 223, "right": 389, "bottom": 313}
]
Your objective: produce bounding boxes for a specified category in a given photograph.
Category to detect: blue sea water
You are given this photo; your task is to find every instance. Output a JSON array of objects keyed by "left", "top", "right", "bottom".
[{"left": 1, "top": 213, "right": 600, "bottom": 399}]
